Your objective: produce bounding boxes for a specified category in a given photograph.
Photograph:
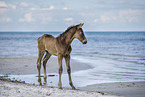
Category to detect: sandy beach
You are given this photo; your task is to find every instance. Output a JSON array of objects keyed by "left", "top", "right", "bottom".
[
  {"left": 0, "top": 57, "right": 145, "bottom": 97},
  {"left": 0, "top": 80, "right": 121, "bottom": 97}
]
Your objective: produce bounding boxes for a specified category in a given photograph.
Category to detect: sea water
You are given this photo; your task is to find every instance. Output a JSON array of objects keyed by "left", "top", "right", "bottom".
[{"left": 0, "top": 32, "right": 145, "bottom": 87}]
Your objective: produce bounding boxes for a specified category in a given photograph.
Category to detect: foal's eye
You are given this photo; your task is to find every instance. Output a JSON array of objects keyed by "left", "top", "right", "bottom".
[{"left": 78, "top": 28, "right": 82, "bottom": 34}]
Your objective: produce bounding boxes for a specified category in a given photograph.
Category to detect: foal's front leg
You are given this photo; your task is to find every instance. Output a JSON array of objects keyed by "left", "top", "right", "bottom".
[
  {"left": 65, "top": 55, "right": 76, "bottom": 89},
  {"left": 58, "top": 54, "right": 63, "bottom": 89}
]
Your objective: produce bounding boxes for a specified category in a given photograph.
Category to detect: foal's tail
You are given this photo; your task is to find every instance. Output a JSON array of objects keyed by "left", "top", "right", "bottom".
[{"left": 37, "top": 35, "right": 45, "bottom": 51}]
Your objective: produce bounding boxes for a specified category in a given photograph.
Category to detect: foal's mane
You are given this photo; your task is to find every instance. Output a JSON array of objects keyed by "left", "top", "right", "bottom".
[{"left": 59, "top": 24, "right": 79, "bottom": 37}]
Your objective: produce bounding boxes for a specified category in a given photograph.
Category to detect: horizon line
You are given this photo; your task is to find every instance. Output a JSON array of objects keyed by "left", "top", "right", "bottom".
[{"left": 0, "top": 30, "right": 145, "bottom": 33}]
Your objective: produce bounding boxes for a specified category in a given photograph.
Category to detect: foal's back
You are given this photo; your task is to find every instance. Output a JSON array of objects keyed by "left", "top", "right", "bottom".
[{"left": 38, "top": 34, "right": 57, "bottom": 55}]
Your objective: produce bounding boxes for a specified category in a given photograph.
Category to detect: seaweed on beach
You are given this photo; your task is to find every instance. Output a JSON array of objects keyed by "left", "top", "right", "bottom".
[
  {"left": 48, "top": 74, "right": 58, "bottom": 77},
  {"left": 0, "top": 75, "right": 25, "bottom": 84}
]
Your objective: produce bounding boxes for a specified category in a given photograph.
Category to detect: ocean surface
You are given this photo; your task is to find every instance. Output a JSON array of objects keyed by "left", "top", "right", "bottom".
[{"left": 0, "top": 32, "right": 145, "bottom": 87}]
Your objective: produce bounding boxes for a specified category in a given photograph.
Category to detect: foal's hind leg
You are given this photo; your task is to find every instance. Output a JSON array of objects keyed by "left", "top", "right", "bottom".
[
  {"left": 43, "top": 51, "right": 51, "bottom": 85},
  {"left": 37, "top": 50, "right": 45, "bottom": 85}
]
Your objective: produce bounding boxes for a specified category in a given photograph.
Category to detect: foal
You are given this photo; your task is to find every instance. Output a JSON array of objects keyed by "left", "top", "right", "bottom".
[{"left": 37, "top": 23, "right": 87, "bottom": 89}]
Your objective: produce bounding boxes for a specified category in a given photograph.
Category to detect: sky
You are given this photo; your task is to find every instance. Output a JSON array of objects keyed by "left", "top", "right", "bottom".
[{"left": 0, "top": 0, "right": 145, "bottom": 32}]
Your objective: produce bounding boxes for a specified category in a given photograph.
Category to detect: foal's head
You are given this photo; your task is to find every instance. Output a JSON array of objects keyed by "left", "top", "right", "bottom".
[{"left": 74, "top": 23, "right": 87, "bottom": 44}]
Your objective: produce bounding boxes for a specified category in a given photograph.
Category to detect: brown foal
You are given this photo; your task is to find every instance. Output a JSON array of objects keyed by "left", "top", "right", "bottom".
[{"left": 37, "top": 23, "right": 87, "bottom": 89}]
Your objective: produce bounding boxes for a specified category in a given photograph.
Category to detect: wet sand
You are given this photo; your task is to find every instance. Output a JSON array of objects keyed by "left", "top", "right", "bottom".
[
  {"left": 0, "top": 57, "right": 91, "bottom": 75},
  {"left": 80, "top": 81, "right": 145, "bottom": 97}
]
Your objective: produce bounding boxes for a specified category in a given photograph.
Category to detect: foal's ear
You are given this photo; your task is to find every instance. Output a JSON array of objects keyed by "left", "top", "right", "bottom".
[
  {"left": 77, "top": 23, "right": 84, "bottom": 29},
  {"left": 81, "top": 23, "right": 84, "bottom": 26}
]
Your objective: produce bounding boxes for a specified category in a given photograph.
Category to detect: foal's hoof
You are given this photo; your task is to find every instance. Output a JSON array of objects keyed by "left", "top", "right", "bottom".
[
  {"left": 72, "top": 87, "right": 76, "bottom": 90},
  {"left": 39, "top": 83, "right": 42, "bottom": 86},
  {"left": 59, "top": 87, "right": 63, "bottom": 89}
]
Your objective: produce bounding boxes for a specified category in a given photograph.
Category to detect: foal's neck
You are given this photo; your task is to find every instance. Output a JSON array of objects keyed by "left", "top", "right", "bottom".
[{"left": 63, "top": 29, "right": 76, "bottom": 46}]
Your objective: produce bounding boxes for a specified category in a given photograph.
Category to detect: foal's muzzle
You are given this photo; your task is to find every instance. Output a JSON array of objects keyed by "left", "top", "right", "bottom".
[{"left": 82, "top": 39, "right": 87, "bottom": 44}]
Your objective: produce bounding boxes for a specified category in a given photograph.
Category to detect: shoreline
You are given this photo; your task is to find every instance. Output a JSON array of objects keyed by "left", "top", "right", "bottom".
[{"left": 0, "top": 56, "right": 95, "bottom": 88}]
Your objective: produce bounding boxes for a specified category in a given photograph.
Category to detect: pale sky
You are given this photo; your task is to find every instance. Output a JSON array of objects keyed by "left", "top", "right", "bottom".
[{"left": 0, "top": 0, "right": 145, "bottom": 32}]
